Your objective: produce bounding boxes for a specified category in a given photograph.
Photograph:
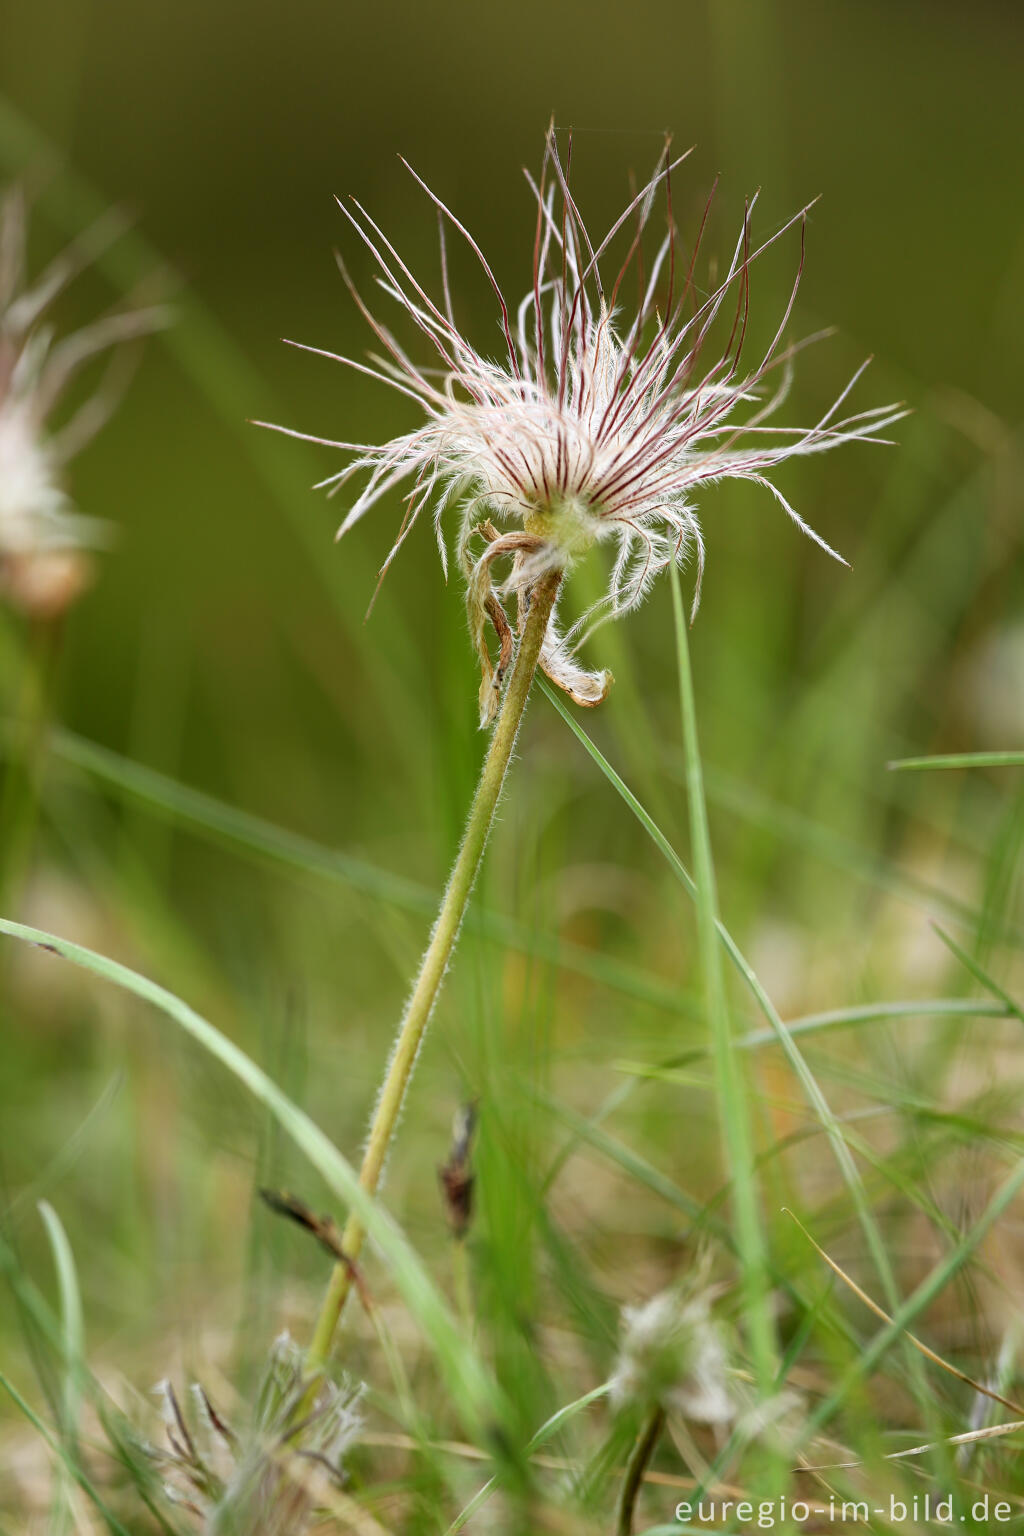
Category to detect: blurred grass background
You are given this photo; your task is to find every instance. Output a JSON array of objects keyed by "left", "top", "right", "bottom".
[{"left": 2, "top": 0, "right": 1024, "bottom": 1526}]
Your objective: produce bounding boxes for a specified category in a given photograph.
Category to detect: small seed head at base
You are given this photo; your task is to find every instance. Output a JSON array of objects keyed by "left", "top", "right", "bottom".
[
  {"left": 149, "top": 1334, "right": 364, "bottom": 1534},
  {"left": 263, "top": 128, "right": 904, "bottom": 721}
]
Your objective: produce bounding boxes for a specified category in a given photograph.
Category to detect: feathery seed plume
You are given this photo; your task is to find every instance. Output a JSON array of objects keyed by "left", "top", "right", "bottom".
[{"left": 264, "top": 129, "right": 903, "bottom": 724}]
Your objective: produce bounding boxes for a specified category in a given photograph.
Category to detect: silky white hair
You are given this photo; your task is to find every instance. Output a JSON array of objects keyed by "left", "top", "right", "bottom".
[{"left": 264, "top": 129, "right": 903, "bottom": 722}]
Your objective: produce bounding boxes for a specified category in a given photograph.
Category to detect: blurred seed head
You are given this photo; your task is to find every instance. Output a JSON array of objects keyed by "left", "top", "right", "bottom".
[
  {"left": 610, "top": 1280, "right": 734, "bottom": 1424},
  {"left": 151, "top": 1332, "right": 363, "bottom": 1534},
  {"left": 265, "top": 127, "right": 903, "bottom": 724},
  {"left": 0, "top": 186, "right": 166, "bottom": 619},
  {"left": 438, "top": 1099, "right": 477, "bottom": 1239}
]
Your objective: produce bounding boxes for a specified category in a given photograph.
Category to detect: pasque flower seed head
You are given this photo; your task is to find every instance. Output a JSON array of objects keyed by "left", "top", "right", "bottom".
[
  {"left": 0, "top": 187, "right": 166, "bottom": 618},
  {"left": 265, "top": 128, "right": 903, "bottom": 724}
]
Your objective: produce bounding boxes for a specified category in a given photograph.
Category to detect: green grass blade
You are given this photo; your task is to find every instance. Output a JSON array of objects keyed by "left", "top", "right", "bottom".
[
  {"left": 37, "top": 1201, "right": 85, "bottom": 1535},
  {"left": 756, "top": 995, "right": 1010, "bottom": 1041},
  {"left": 0, "top": 918, "right": 510, "bottom": 1448},
  {"left": 37, "top": 725, "right": 691, "bottom": 1018},
  {"left": 889, "top": 752, "right": 1024, "bottom": 772},
  {"left": 37, "top": 1204, "right": 85, "bottom": 1421},
  {"left": 8, "top": 1078, "right": 123, "bottom": 1218},
  {"left": 44, "top": 725, "right": 441, "bottom": 905},
  {"left": 534, "top": 1093, "right": 709, "bottom": 1226},
  {"left": 0, "top": 1373, "right": 132, "bottom": 1536},
  {"left": 542, "top": 996, "right": 1008, "bottom": 1226},
  {"left": 800, "top": 1150, "right": 1024, "bottom": 1440},
  {"left": 931, "top": 925, "right": 1024, "bottom": 1022},
  {"left": 703, "top": 764, "right": 1003, "bottom": 937},
  {"left": 539, "top": 681, "right": 696, "bottom": 889},
  {"left": 667, "top": 566, "right": 777, "bottom": 1396},
  {"left": 548, "top": 582, "right": 938, "bottom": 1426},
  {"left": 545, "top": 614, "right": 927, "bottom": 1400},
  {"left": 445, "top": 1383, "right": 609, "bottom": 1535}
]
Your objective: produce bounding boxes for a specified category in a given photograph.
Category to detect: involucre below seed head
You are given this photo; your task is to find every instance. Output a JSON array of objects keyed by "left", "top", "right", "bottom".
[{"left": 264, "top": 127, "right": 904, "bottom": 725}]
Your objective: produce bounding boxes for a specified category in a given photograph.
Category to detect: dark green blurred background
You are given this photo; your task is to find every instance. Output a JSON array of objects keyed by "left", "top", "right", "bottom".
[{"left": 1, "top": 0, "right": 1023, "bottom": 1501}]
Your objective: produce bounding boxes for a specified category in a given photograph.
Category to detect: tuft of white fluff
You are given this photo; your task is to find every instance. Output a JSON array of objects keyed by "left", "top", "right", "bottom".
[
  {"left": 0, "top": 187, "right": 166, "bottom": 616},
  {"left": 610, "top": 1284, "right": 735, "bottom": 1425}
]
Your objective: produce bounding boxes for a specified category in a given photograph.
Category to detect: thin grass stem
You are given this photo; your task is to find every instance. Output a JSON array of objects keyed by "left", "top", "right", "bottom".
[
  {"left": 668, "top": 566, "right": 778, "bottom": 1398},
  {"left": 616, "top": 1405, "right": 665, "bottom": 1536}
]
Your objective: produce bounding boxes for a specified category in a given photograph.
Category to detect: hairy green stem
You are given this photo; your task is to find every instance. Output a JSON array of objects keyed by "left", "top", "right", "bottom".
[{"left": 305, "top": 569, "right": 562, "bottom": 1372}]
